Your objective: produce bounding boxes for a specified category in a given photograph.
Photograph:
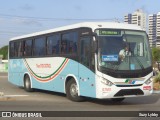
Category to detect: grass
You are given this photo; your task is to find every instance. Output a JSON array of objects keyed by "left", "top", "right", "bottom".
[
  {"left": 153, "top": 72, "right": 160, "bottom": 90},
  {"left": 154, "top": 73, "right": 160, "bottom": 83}
]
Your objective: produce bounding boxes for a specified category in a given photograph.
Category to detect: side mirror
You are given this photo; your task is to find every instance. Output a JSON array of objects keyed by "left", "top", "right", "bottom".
[
  {"left": 92, "top": 33, "right": 98, "bottom": 53},
  {"left": 92, "top": 36, "right": 97, "bottom": 53}
]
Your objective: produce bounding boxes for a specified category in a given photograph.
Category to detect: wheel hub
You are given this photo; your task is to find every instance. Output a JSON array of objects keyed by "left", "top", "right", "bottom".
[{"left": 70, "top": 83, "right": 78, "bottom": 97}]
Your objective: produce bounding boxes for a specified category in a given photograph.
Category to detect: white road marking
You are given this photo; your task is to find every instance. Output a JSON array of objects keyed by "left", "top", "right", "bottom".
[
  {"left": 153, "top": 91, "right": 160, "bottom": 94},
  {"left": 0, "top": 76, "right": 8, "bottom": 78},
  {"left": 1, "top": 95, "right": 29, "bottom": 97}
]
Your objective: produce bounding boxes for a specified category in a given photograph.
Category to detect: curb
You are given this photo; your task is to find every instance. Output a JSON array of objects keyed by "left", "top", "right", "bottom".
[
  {"left": 0, "top": 71, "right": 8, "bottom": 73},
  {"left": 153, "top": 90, "right": 160, "bottom": 94}
]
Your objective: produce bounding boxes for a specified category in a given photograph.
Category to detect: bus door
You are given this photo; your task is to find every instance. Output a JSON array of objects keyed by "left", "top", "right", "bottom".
[{"left": 79, "top": 37, "right": 95, "bottom": 97}]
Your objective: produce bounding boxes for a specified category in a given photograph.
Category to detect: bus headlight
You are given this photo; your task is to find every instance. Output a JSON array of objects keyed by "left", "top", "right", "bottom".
[
  {"left": 144, "top": 77, "right": 152, "bottom": 85},
  {"left": 101, "top": 78, "right": 113, "bottom": 86}
]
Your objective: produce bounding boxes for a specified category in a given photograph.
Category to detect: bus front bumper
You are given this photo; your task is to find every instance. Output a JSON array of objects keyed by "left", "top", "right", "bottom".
[{"left": 96, "top": 83, "right": 153, "bottom": 99}]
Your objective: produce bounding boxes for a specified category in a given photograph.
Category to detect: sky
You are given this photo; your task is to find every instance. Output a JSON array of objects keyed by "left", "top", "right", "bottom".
[{"left": 0, "top": 0, "right": 160, "bottom": 47}]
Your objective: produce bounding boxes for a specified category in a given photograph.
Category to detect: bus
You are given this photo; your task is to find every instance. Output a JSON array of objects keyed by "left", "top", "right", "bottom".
[{"left": 8, "top": 22, "right": 153, "bottom": 102}]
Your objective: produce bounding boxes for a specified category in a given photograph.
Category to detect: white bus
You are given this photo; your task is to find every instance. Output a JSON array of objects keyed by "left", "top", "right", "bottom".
[{"left": 8, "top": 22, "right": 153, "bottom": 102}]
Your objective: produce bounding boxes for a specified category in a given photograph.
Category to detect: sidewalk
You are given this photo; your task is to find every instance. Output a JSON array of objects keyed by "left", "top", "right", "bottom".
[
  {"left": 0, "top": 70, "right": 8, "bottom": 72},
  {"left": 0, "top": 71, "right": 8, "bottom": 76},
  {"left": 153, "top": 90, "right": 160, "bottom": 94}
]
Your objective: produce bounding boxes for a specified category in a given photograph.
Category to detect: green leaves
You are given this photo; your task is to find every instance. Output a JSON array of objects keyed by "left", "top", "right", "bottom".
[
  {"left": 152, "top": 47, "right": 160, "bottom": 62},
  {"left": 0, "top": 45, "right": 8, "bottom": 59}
]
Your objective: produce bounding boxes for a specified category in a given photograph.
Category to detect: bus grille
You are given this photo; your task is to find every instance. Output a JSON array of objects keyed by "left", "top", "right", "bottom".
[
  {"left": 116, "top": 84, "right": 143, "bottom": 87},
  {"left": 114, "top": 89, "right": 144, "bottom": 97}
]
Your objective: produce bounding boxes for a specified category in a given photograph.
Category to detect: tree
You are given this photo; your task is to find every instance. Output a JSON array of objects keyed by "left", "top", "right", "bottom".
[
  {"left": 152, "top": 47, "right": 160, "bottom": 62},
  {"left": 0, "top": 45, "right": 8, "bottom": 59}
]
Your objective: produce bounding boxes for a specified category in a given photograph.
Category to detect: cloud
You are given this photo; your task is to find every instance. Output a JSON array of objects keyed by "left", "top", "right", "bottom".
[
  {"left": 109, "top": 0, "right": 117, "bottom": 2},
  {"left": 140, "top": 5, "right": 148, "bottom": 14},
  {"left": 20, "top": 4, "right": 34, "bottom": 11},
  {"left": 74, "top": 5, "right": 82, "bottom": 11},
  {"left": 13, "top": 18, "right": 42, "bottom": 27},
  {"left": 8, "top": 4, "right": 34, "bottom": 12},
  {"left": 0, "top": 18, "right": 4, "bottom": 23}
]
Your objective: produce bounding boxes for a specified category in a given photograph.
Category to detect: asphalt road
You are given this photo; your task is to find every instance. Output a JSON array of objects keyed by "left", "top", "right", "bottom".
[{"left": 0, "top": 72, "right": 160, "bottom": 120}]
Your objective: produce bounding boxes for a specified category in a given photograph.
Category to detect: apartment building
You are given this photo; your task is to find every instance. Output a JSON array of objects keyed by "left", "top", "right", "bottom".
[
  {"left": 124, "top": 9, "right": 147, "bottom": 31},
  {"left": 148, "top": 12, "right": 160, "bottom": 47}
]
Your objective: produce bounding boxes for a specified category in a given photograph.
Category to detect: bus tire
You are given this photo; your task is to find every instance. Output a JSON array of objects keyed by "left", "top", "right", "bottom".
[
  {"left": 111, "top": 98, "right": 125, "bottom": 102},
  {"left": 24, "top": 75, "right": 33, "bottom": 92},
  {"left": 66, "top": 79, "right": 84, "bottom": 102}
]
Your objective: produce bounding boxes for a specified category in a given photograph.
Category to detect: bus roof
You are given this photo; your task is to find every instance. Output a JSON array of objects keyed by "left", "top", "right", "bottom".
[{"left": 10, "top": 22, "right": 143, "bottom": 41}]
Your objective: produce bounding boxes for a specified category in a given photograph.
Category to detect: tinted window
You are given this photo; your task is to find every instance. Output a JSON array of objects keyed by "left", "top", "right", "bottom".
[
  {"left": 47, "top": 35, "right": 60, "bottom": 55},
  {"left": 61, "top": 32, "right": 78, "bottom": 54},
  {"left": 14, "top": 41, "right": 20, "bottom": 57},
  {"left": 10, "top": 41, "right": 23, "bottom": 58},
  {"left": 80, "top": 37, "right": 91, "bottom": 67},
  {"left": 34, "top": 37, "right": 46, "bottom": 56},
  {"left": 24, "top": 39, "right": 32, "bottom": 57},
  {"left": 18, "top": 41, "right": 23, "bottom": 57},
  {"left": 10, "top": 42, "right": 15, "bottom": 58}
]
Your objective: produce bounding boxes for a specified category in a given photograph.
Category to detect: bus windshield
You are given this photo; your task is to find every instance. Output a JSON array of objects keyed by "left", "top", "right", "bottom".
[{"left": 96, "top": 29, "right": 152, "bottom": 71}]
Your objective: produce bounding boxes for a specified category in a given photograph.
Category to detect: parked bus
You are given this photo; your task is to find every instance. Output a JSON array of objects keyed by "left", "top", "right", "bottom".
[{"left": 8, "top": 22, "right": 153, "bottom": 102}]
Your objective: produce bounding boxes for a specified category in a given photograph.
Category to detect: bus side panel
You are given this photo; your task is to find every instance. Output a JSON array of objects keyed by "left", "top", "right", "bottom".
[
  {"left": 22, "top": 57, "right": 66, "bottom": 91},
  {"left": 8, "top": 59, "right": 24, "bottom": 86},
  {"left": 20, "top": 57, "right": 78, "bottom": 93},
  {"left": 53, "top": 59, "right": 79, "bottom": 93},
  {"left": 79, "top": 64, "right": 96, "bottom": 98},
  {"left": 39, "top": 59, "right": 79, "bottom": 93},
  {"left": 8, "top": 59, "right": 43, "bottom": 88},
  {"left": 8, "top": 57, "right": 96, "bottom": 98}
]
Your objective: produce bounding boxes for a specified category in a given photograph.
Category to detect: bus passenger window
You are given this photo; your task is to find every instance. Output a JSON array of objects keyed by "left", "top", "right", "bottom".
[
  {"left": 62, "top": 32, "right": 78, "bottom": 55},
  {"left": 61, "top": 41, "right": 67, "bottom": 54},
  {"left": 69, "top": 42, "right": 74, "bottom": 53},
  {"left": 47, "top": 35, "right": 60, "bottom": 55},
  {"left": 52, "top": 47, "right": 56, "bottom": 54},
  {"left": 18, "top": 42, "right": 23, "bottom": 57},
  {"left": 24, "top": 39, "right": 32, "bottom": 57},
  {"left": 34, "top": 37, "right": 46, "bottom": 56},
  {"left": 10, "top": 42, "right": 15, "bottom": 58},
  {"left": 14, "top": 42, "right": 20, "bottom": 57}
]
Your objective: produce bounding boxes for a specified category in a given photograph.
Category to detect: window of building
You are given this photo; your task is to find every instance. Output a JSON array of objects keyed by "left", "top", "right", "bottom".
[
  {"left": 47, "top": 34, "right": 60, "bottom": 55},
  {"left": 34, "top": 37, "right": 46, "bottom": 56},
  {"left": 138, "top": 16, "right": 141, "bottom": 20}
]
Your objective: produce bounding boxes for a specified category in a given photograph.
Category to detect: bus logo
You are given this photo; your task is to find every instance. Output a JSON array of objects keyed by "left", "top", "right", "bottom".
[{"left": 125, "top": 79, "right": 136, "bottom": 84}]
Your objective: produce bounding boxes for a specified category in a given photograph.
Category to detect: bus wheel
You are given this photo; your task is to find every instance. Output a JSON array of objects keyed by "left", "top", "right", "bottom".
[
  {"left": 24, "top": 75, "right": 33, "bottom": 92},
  {"left": 111, "top": 98, "right": 125, "bottom": 102},
  {"left": 66, "top": 79, "right": 84, "bottom": 102}
]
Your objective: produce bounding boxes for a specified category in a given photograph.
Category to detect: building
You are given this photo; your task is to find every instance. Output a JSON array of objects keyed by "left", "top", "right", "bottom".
[
  {"left": 124, "top": 9, "right": 147, "bottom": 31},
  {"left": 148, "top": 14, "right": 157, "bottom": 47},
  {"left": 157, "top": 12, "right": 160, "bottom": 47},
  {"left": 148, "top": 12, "right": 160, "bottom": 47}
]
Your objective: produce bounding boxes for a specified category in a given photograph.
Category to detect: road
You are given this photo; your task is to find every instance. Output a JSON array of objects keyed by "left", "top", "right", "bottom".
[{"left": 0, "top": 72, "right": 160, "bottom": 120}]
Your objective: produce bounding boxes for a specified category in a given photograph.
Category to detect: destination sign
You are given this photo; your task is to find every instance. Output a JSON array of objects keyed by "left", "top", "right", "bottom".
[
  {"left": 99, "top": 30, "right": 121, "bottom": 35},
  {"left": 102, "top": 55, "right": 118, "bottom": 62}
]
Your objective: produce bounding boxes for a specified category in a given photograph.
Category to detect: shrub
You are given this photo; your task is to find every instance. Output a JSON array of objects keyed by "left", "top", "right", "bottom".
[
  {"left": 0, "top": 45, "right": 8, "bottom": 59},
  {"left": 154, "top": 73, "right": 160, "bottom": 83}
]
